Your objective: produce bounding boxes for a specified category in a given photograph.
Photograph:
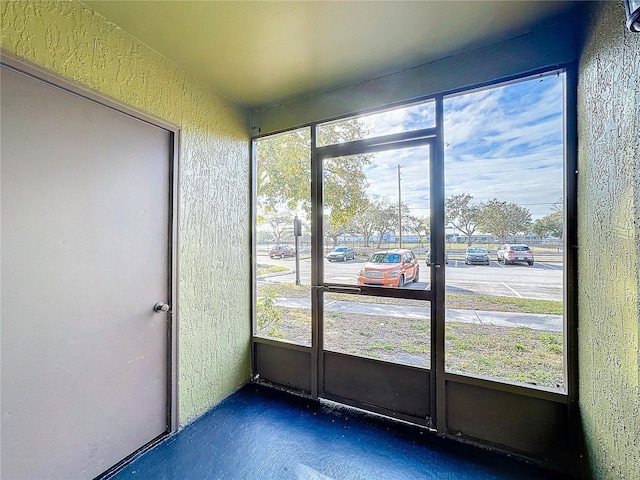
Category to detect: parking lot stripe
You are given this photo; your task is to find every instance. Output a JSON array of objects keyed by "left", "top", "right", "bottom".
[
  {"left": 539, "top": 262, "right": 559, "bottom": 270},
  {"left": 501, "top": 281, "right": 523, "bottom": 298}
]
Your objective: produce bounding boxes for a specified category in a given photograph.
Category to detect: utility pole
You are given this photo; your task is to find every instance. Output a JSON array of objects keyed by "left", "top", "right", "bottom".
[
  {"left": 294, "top": 215, "right": 301, "bottom": 285},
  {"left": 397, "top": 165, "right": 402, "bottom": 248}
]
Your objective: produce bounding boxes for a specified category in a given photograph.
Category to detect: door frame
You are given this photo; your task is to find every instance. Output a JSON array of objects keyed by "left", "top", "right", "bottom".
[
  {"left": 0, "top": 51, "right": 180, "bottom": 469},
  {"left": 311, "top": 132, "right": 439, "bottom": 424}
]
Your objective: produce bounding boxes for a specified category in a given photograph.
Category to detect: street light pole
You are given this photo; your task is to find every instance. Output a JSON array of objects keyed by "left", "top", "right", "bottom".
[{"left": 397, "top": 164, "right": 402, "bottom": 248}]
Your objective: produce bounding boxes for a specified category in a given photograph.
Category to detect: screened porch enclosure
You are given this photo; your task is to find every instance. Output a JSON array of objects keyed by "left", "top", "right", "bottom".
[{"left": 252, "top": 69, "right": 575, "bottom": 472}]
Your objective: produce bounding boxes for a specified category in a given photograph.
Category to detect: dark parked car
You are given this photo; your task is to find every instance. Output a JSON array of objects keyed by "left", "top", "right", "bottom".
[
  {"left": 326, "top": 246, "right": 356, "bottom": 262},
  {"left": 269, "top": 245, "right": 295, "bottom": 259},
  {"left": 497, "top": 244, "right": 534, "bottom": 265},
  {"left": 464, "top": 246, "right": 490, "bottom": 265}
]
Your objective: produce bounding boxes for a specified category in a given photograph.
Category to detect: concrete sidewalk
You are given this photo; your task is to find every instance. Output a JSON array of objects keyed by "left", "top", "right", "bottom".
[{"left": 274, "top": 297, "right": 562, "bottom": 332}]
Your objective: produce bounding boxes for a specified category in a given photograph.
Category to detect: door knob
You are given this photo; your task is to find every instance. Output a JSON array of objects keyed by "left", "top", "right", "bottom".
[{"left": 154, "top": 302, "right": 170, "bottom": 313}]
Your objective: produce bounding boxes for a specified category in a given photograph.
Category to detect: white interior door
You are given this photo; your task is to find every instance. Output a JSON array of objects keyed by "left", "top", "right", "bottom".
[{"left": 1, "top": 65, "right": 172, "bottom": 479}]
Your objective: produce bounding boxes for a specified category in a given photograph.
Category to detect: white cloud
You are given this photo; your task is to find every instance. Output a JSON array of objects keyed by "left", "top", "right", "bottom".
[
  {"left": 360, "top": 72, "right": 565, "bottom": 221},
  {"left": 443, "top": 74, "right": 564, "bottom": 218},
  {"left": 360, "top": 100, "right": 436, "bottom": 137}
]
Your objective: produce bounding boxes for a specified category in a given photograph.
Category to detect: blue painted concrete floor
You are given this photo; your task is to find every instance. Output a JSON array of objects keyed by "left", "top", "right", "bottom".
[{"left": 112, "top": 385, "right": 570, "bottom": 480}]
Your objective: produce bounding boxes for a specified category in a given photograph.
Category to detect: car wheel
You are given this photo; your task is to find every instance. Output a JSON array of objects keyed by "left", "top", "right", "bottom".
[
  {"left": 343, "top": 255, "right": 347, "bottom": 261},
  {"left": 397, "top": 275, "right": 405, "bottom": 288},
  {"left": 413, "top": 270, "right": 419, "bottom": 283},
  {"left": 281, "top": 253, "right": 285, "bottom": 259},
  {"left": 528, "top": 261, "right": 534, "bottom": 266}
]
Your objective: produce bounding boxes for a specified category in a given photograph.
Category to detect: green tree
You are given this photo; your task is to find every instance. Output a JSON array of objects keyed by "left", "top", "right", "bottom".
[
  {"left": 446, "top": 194, "right": 480, "bottom": 246},
  {"left": 374, "top": 201, "right": 398, "bottom": 248},
  {"left": 402, "top": 213, "right": 429, "bottom": 237},
  {"left": 351, "top": 197, "right": 420, "bottom": 248},
  {"left": 415, "top": 215, "right": 431, "bottom": 250},
  {"left": 256, "top": 230, "right": 275, "bottom": 243},
  {"left": 256, "top": 128, "right": 311, "bottom": 214},
  {"left": 323, "top": 155, "right": 370, "bottom": 241},
  {"left": 477, "top": 199, "right": 531, "bottom": 243},
  {"left": 532, "top": 211, "right": 563, "bottom": 239},
  {"left": 324, "top": 214, "right": 348, "bottom": 247},
  {"left": 349, "top": 196, "right": 395, "bottom": 248},
  {"left": 257, "top": 211, "right": 294, "bottom": 244},
  {"left": 396, "top": 202, "right": 419, "bottom": 243},
  {"left": 349, "top": 197, "right": 377, "bottom": 247},
  {"left": 256, "top": 124, "right": 370, "bottom": 237}
]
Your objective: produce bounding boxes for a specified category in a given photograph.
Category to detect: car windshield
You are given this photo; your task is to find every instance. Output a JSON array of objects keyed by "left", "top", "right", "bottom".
[
  {"left": 467, "top": 247, "right": 486, "bottom": 253},
  {"left": 333, "top": 247, "right": 346, "bottom": 252},
  {"left": 512, "top": 245, "right": 530, "bottom": 251},
  {"left": 369, "top": 253, "right": 401, "bottom": 264}
]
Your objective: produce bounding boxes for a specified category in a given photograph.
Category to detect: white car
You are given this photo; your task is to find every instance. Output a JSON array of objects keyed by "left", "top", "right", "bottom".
[{"left": 497, "top": 244, "right": 534, "bottom": 266}]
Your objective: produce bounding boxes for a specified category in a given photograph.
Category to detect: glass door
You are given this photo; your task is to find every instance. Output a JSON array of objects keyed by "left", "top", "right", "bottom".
[{"left": 314, "top": 138, "right": 438, "bottom": 425}]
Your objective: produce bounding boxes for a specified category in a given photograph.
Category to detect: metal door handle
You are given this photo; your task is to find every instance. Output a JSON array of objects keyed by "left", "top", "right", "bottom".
[
  {"left": 325, "top": 286, "right": 362, "bottom": 293},
  {"left": 154, "top": 302, "right": 170, "bottom": 313}
]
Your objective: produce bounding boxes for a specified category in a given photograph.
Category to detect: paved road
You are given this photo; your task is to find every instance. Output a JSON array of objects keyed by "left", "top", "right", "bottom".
[{"left": 258, "top": 254, "right": 563, "bottom": 302}]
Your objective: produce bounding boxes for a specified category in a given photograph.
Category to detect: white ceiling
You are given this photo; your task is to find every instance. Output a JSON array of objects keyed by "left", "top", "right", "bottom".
[{"left": 83, "top": 1, "right": 580, "bottom": 110}]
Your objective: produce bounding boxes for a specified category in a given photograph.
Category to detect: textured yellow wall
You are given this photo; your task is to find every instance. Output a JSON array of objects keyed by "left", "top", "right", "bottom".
[
  {"left": 578, "top": 2, "right": 640, "bottom": 478},
  {"left": 1, "top": 0, "right": 251, "bottom": 425}
]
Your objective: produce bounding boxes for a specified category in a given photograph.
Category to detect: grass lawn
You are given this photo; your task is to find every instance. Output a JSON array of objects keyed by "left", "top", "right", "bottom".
[
  {"left": 256, "top": 281, "right": 565, "bottom": 390},
  {"left": 257, "top": 264, "right": 290, "bottom": 276}
]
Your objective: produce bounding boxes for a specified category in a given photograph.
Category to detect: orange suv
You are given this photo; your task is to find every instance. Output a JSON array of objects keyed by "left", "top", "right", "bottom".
[{"left": 357, "top": 249, "right": 419, "bottom": 287}]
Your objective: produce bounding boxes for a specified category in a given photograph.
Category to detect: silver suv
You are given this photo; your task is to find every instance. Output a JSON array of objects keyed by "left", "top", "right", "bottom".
[{"left": 497, "top": 244, "right": 534, "bottom": 266}]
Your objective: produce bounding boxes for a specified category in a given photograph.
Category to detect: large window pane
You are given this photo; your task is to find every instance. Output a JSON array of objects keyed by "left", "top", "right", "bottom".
[
  {"left": 254, "top": 128, "right": 311, "bottom": 345},
  {"left": 324, "top": 292, "right": 430, "bottom": 368},
  {"left": 317, "top": 100, "right": 435, "bottom": 147},
  {"left": 322, "top": 146, "right": 430, "bottom": 291},
  {"left": 443, "top": 72, "right": 566, "bottom": 390}
]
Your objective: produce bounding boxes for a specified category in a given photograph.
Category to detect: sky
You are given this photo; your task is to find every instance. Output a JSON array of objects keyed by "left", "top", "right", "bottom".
[{"left": 357, "top": 71, "right": 565, "bottom": 224}]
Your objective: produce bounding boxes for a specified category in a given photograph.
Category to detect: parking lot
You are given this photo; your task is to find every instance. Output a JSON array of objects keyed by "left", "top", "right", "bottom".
[{"left": 258, "top": 254, "right": 563, "bottom": 302}]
